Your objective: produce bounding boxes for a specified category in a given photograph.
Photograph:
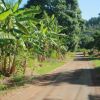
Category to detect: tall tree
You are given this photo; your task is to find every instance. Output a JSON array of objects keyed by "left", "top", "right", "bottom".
[{"left": 25, "top": 0, "right": 84, "bottom": 51}]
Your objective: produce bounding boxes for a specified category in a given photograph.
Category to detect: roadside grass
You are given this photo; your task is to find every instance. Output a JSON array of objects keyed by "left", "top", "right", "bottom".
[
  {"left": 93, "top": 60, "right": 100, "bottom": 67},
  {"left": 90, "top": 55, "right": 100, "bottom": 73},
  {"left": 34, "top": 59, "right": 65, "bottom": 75},
  {"left": 29, "top": 52, "right": 75, "bottom": 75},
  {"left": 92, "top": 59, "right": 100, "bottom": 73},
  {"left": 90, "top": 55, "right": 100, "bottom": 67}
]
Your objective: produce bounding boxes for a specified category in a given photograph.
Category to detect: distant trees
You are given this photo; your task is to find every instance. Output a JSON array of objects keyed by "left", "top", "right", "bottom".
[
  {"left": 79, "top": 31, "right": 94, "bottom": 49},
  {"left": 80, "top": 15, "right": 100, "bottom": 51},
  {"left": 86, "top": 15, "right": 100, "bottom": 30}
]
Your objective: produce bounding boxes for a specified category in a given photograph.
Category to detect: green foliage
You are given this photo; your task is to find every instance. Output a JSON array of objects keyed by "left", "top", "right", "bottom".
[
  {"left": 93, "top": 31, "right": 100, "bottom": 50},
  {"left": 0, "top": 0, "right": 84, "bottom": 92},
  {"left": 25, "top": 0, "right": 84, "bottom": 51},
  {"left": 0, "top": 84, "right": 7, "bottom": 91},
  {"left": 0, "top": 0, "right": 83, "bottom": 82},
  {"left": 16, "top": 22, "right": 29, "bottom": 34},
  {"left": 0, "top": 9, "right": 12, "bottom": 20},
  {"left": 80, "top": 15, "right": 100, "bottom": 51},
  {"left": 0, "top": 0, "right": 67, "bottom": 77},
  {"left": 80, "top": 32, "right": 94, "bottom": 49},
  {"left": 0, "top": 0, "right": 38, "bottom": 76},
  {"left": 12, "top": 73, "right": 24, "bottom": 83}
]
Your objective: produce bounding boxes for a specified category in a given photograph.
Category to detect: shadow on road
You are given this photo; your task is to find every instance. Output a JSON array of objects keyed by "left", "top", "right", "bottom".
[
  {"left": 6, "top": 67, "right": 99, "bottom": 91},
  {"left": 31, "top": 53, "right": 100, "bottom": 87},
  {"left": 31, "top": 68, "right": 100, "bottom": 87},
  {"left": 89, "top": 95, "right": 100, "bottom": 100}
]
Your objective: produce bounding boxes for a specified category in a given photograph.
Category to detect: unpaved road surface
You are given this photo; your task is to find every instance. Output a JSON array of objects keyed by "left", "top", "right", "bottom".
[{"left": 0, "top": 53, "right": 99, "bottom": 100}]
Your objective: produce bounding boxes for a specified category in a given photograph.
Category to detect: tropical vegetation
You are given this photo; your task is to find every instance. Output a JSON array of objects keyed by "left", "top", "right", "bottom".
[{"left": 0, "top": 0, "right": 99, "bottom": 91}]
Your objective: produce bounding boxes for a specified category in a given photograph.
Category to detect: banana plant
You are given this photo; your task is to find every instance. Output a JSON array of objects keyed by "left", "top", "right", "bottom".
[
  {"left": 0, "top": 0, "right": 40, "bottom": 76},
  {"left": 26, "top": 12, "right": 67, "bottom": 61},
  {"left": 0, "top": 0, "right": 66, "bottom": 76},
  {"left": 41, "top": 12, "right": 67, "bottom": 58}
]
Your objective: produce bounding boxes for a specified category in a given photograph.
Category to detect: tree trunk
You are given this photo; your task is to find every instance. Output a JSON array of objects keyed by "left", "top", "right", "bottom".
[
  {"left": 3, "top": 56, "right": 7, "bottom": 73},
  {"left": 10, "top": 42, "right": 18, "bottom": 75},
  {"left": 23, "top": 58, "right": 27, "bottom": 74},
  {"left": 10, "top": 55, "right": 16, "bottom": 74},
  {"left": 7, "top": 55, "right": 11, "bottom": 74},
  {"left": 38, "top": 55, "right": 46, "bottom": 62}
]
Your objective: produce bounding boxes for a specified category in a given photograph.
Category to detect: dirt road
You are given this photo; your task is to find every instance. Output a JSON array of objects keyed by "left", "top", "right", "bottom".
[{"left": 0, "top": 53, "right": 99, "bottom": 100}]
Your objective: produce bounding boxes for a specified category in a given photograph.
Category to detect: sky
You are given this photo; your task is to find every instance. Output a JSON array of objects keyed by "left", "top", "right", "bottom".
[
  {"left": 20, "top": 0, "right": 27, "bottom": 7},
  {"left": 20, "top": 0, "right": 100, "bottom": 20},
  {"left": 78, "top": 0, "right": 100, "bottom": 20}
]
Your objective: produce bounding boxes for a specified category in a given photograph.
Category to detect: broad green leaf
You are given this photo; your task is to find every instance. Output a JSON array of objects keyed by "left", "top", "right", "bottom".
[
  {"left": 14, "top": 9, "right": 26, "bottom": 16},
  {"left": 16, "top": 22, "right": 29, "bottom": 34},
  {"left": 0, "top": 32, "right": 15, "bottom": 40},
  {"left": 43, "top": 28, "right": 47, "bottom": 34},
  {"left": 51, "top": 15, "right": 55, "bottom": 20},
  {"left": 0, "top": 9, "right": 12, "bottom": 21},
  {"left": 13, "top": 0, "right": 22, "bottom": 12},
  {"left": 29, "top": 21, "right": 37, "bottom": 29},
  {"left": 13, "top": 2, "right": 19, "bottom": 12}
]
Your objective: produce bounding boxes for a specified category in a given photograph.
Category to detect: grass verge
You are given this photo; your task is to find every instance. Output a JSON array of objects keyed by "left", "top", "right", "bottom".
[
  {"left": 90, "top": 55, "right": 100, "bottom": 73},
  {"left": 29, "top": 52, "right": 75, "bottom": 75},
  {"left": 34, "top": 60, "right": 65, "bottom": 75}
]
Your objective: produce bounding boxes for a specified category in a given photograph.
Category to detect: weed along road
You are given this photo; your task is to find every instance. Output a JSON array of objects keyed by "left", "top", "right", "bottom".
[{"left": 0, "top": 53, "right": 98, "bottom": 100}]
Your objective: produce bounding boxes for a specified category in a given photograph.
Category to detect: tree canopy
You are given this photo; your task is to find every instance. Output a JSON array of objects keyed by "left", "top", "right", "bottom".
[
  {"left": 25, "top": 0, "right": 84, "bottom": 51},
  {"left": 80, "top": 15, "right": 100, "bottom": 51}
]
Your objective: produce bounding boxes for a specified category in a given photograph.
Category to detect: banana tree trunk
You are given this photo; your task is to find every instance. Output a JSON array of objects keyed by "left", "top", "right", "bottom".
[
  {"left": 10, "top": 55, "right": 16, "bottom": 74},
  {"left": 10, "top": 43, "right": 18, "bottom": 75},
  {"left": 3, "top": 56, "right": 7, "bottom": 73},
  {"left": 7, "top": 55, "right": 11, "bottom": 74},
  {"left": 38, "top": 55, "right": 46, "bottom": 62},
  {"left": 23, "top": 58, "right": 27, "bottom": 74}
]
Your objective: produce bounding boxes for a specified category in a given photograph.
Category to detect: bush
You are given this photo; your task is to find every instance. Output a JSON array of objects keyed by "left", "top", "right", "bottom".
[
  {"left": 12, "top": 74, "right": 24, "bottom": 83},
  {"left": 0, "top": 84, "right": 7, "bottom": 91},
  {"left": 12, "top": 67, "right": 24, "bottom": 83}
]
